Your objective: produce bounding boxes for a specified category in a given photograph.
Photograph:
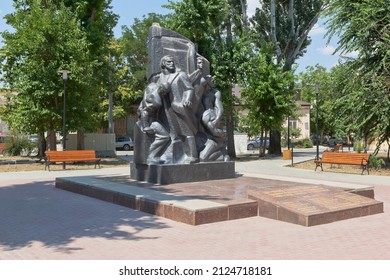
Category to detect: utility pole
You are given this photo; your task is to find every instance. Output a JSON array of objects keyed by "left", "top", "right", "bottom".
[
  {"left": 108, "top": 54, "right": 114, "bottom": 134},
  {"left": 287, "top": 116, "right": 290, "bottom": 150},
  {"left": 60, "top": 69, "right": 70, "bottom": 169}
]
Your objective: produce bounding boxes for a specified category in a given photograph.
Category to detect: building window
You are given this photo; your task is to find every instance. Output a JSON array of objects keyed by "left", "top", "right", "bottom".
[{"left": 289, "top": 119, "right": 297, "bottom": 129}]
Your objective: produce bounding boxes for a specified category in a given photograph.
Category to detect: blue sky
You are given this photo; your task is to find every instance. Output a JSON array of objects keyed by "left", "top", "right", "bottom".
[{"left": 0, "top": 0, "right": 348, "bottom": 74}]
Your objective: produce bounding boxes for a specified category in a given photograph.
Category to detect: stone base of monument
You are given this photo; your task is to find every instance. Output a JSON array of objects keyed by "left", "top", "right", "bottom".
[
  {"left": 130, "top": 161, "right": 235, "bottom": 185},
  {"left": 55, "top": 175, "right": 383, "bottom": 227},
  {"left": 248, "top": 185, "right": 383, "bottom": 226}
]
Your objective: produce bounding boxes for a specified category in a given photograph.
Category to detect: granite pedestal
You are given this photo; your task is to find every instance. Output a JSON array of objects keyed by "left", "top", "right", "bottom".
[
  {"left": 130, "top": 161, "right": 235, "bottom": 185},
  {"left": 55, "top": 175, "right": 383, "bottom": 226}
]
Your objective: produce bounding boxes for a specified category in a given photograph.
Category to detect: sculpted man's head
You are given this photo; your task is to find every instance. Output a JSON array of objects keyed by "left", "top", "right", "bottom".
[
  {"left": 160, "top": 55, "right": 175, "bottom": 73},
  {"left": 196, "top": 57, "right": 203, "bottom": 70}
]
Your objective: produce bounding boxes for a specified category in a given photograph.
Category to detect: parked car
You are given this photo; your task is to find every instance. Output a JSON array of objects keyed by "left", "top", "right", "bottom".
[
  {"left": 115, "top": 136, "right": 133, "bottom": 151},
  {"left": 28, "top": 134, "right": 39, "bottom": 143},
  {"left": 247, "top": 137, "right": 270, "bottom": 150},
  {"left": 327, "top": 137, "right": 348, "bottom": 146}
]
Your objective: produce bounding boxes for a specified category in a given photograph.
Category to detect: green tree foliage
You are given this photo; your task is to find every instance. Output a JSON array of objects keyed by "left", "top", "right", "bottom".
[
  {"left": 117, "top": 13, "right": 168, "bottom": 107},
  {"left": 250, "top": 0, "right": 325, "bottom": 155},
  {"left": 211, "top": 0, "right": 250, "bottom": 158},
  {"left": 237, "top": 44, "right": 296, "bottom": 156},
  {"left": 62, "top": 0, "right": 118, "bottom": 56},
  {"left": 325, "top": 0, "right": 390, "bottom": 153},
  {"left": 61, "top": 0, "right": 119, "bottom": 129},
  {"left": 328, "top": 63, "right": 390, "bottom": 152},
  {"left": 0, "top": 0, "right": 99, "bottom": 136},
  {"left": 325, "top": 0, "right": 390, "bottom": 79},
  {"left": 164, "top": 0, "right": 228, "bottom": 60},
  {"left": 297, "top": 64, "right": 334, "bottom": 139},
  {"left": 251, "top": 0, "right": 325, "bottom": 72},
  {"left": 9, "top": 0, "right": 119, "bottom": 130},
  {"left": 326, "top": 63, "right": 360, "bottom": 139}
]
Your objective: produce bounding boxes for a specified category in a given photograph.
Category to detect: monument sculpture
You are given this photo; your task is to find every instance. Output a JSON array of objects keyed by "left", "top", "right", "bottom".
[
  {"left": 131, "top": 23, "right": 234, "bottom": 184},
  {"left": 56, "top": 26, "right": 384, "bottom": 229}
]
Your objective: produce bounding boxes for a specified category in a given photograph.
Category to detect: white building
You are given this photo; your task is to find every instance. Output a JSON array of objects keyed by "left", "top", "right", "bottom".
[{"left": 0, "top": 90, "right": 10, "bottom": 135}]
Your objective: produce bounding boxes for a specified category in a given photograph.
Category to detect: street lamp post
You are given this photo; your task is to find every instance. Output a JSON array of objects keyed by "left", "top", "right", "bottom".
[
  {"left": 60, "top": 70, "right": 70, "bottom": 169},
  {"left": 287, "top": 116, "right": 291, "bottom": 150},
  {"left": 108, "top": 54, "right": 114, "bottom": 134},
  {"left": 315, "top": 84, "right": 319, "bottom": 160}
]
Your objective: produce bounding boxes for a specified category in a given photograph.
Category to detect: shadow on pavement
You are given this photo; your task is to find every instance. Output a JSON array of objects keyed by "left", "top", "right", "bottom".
[{"left": 0, "top": 180, "right": 170, "bottom": 252}]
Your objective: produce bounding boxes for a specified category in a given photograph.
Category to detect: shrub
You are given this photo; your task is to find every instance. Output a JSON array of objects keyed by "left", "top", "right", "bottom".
[
  {"left": 302, "top": 138, "right": 314, "bottom": 148},
  {"left": 3, "top": 135, "right": 36, "bottom": 156},
  {"left": 369, "top": 155, "right": 386, "bottom": 170},
  {"left": 290, "top": 138, "right": 313, "bottom": 148},
  {"left": 354, "top": 142, "right": 363, "bottom": 153}
]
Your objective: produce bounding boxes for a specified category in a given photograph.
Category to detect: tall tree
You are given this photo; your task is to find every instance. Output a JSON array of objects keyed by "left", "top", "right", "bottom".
[
  {"left": 325, "top": 0, "right": 390, "bottom": 153},
  {"left": 252, "top": 0, "right": 325, "bottom": 71},
  {"left": 0, "top": 0, "right": 99, "bottom": 152},
  {"left": 297, "top": 64, "right": 333, "bottom": 139},
  {"left": 251, "top": 0, "right": 326, "bottom": 155},
  {"left": 62, "top": 0, "right": 118, "bottom": 135},
  {"left": 238, "top": 43, "right": 296, "bottom": 157}
]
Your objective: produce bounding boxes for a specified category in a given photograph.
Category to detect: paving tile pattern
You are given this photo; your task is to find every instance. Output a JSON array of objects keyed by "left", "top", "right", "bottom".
[{"left": 1, "top": 176, "right": 390, "bottom": 259}]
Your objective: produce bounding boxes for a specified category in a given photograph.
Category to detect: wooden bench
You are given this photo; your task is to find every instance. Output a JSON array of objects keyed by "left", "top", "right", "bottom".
[
  {"left": 45, "top": 150, "right": 101, "bottom": 171},
  {"left": 314, "top": 151, "right": 370, "bottom": 175}
]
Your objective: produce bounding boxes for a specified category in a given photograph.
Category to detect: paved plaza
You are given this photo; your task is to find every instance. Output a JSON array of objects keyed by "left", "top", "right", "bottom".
[{"left": 1, "top": 148, "right": 390, "bottom": 260}]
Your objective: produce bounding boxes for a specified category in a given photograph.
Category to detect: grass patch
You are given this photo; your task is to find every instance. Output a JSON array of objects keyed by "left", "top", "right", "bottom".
[
  {"left": 0, "top": 155, "right": 129, "bottom": 172},
  {"left": 292, "top": 153, "right": 390, "bottom": 176}
]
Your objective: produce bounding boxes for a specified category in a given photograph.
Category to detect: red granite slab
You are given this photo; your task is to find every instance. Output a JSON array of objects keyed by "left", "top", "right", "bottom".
[
  {"left": 248, "top": 185, "right": 384, "bottom": 226},
  {"left": 56, "top": 176, "right": 383, "bottom": 226}
]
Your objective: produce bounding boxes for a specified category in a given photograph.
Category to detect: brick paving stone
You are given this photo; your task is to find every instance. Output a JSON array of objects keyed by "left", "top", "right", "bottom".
[{"left": 1, "top": 156, "right": 390, "bottom": 260}]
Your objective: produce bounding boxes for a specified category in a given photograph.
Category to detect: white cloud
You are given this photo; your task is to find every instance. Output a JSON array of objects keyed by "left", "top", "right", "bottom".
[
  {"left": 317, "top": 45, "right": 336, "bottom": 56},
  {"left": 247, "top": 0, "right": 260, "bottom": 17},
  {"left": 318, "top": 46, "right": 359, "bottom": 58},
  {"left": 309, "top": 23, "right": 326, "bottom": 36}
]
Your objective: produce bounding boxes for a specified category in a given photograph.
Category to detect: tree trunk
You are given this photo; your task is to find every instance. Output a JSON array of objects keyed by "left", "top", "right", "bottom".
[
  {"left": 289, "top": 0, "right": 295, "bottom": 34},
  {"left": 259, "top": 128, "right": 266, "bottom": 157},
  {"left": 37, "top": 132, "right": 47, "bottom": 160},
  {"left": 269, "top": 130, "right": 282, "bottom": 156},
  {"left": 77, "top": 130, "right": 85, "bottom": 150},
  {"left": 269, "top": 0, "right": 282, "bottom": 155},
  {"left": 239, "top": 0, "right": 248, "bottom": 27},
  {"left": 224, "top": 13, "right": 236, "bottom": 159},
  {"left": 270, "top": 0, "right": 282, "bottom": 59},
  {"left": 225, "top": 98, "right": 236, "bottom": 159},
  {"left": 47, "top": 130, "right": 57, "bottom": 151}
]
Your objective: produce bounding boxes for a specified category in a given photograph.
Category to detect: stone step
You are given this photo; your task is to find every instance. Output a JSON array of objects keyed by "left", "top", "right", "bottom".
[
  {"left": 248, "top": 185, "right": 383, "bottom": 226},
  {"left": 55, "top": 176, "right": 383, "bottom": 227},
  {"left": 56, "top": 176, "right": 257, "bottom": 225}
]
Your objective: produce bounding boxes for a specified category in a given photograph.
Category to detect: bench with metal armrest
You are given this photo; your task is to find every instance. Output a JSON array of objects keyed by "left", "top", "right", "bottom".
[
  {"left": 45, "top": 150, "right": 101, "bottom": 171},
  {"left": 314, "top": 151, "right": 370, "bottom": 175}
]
